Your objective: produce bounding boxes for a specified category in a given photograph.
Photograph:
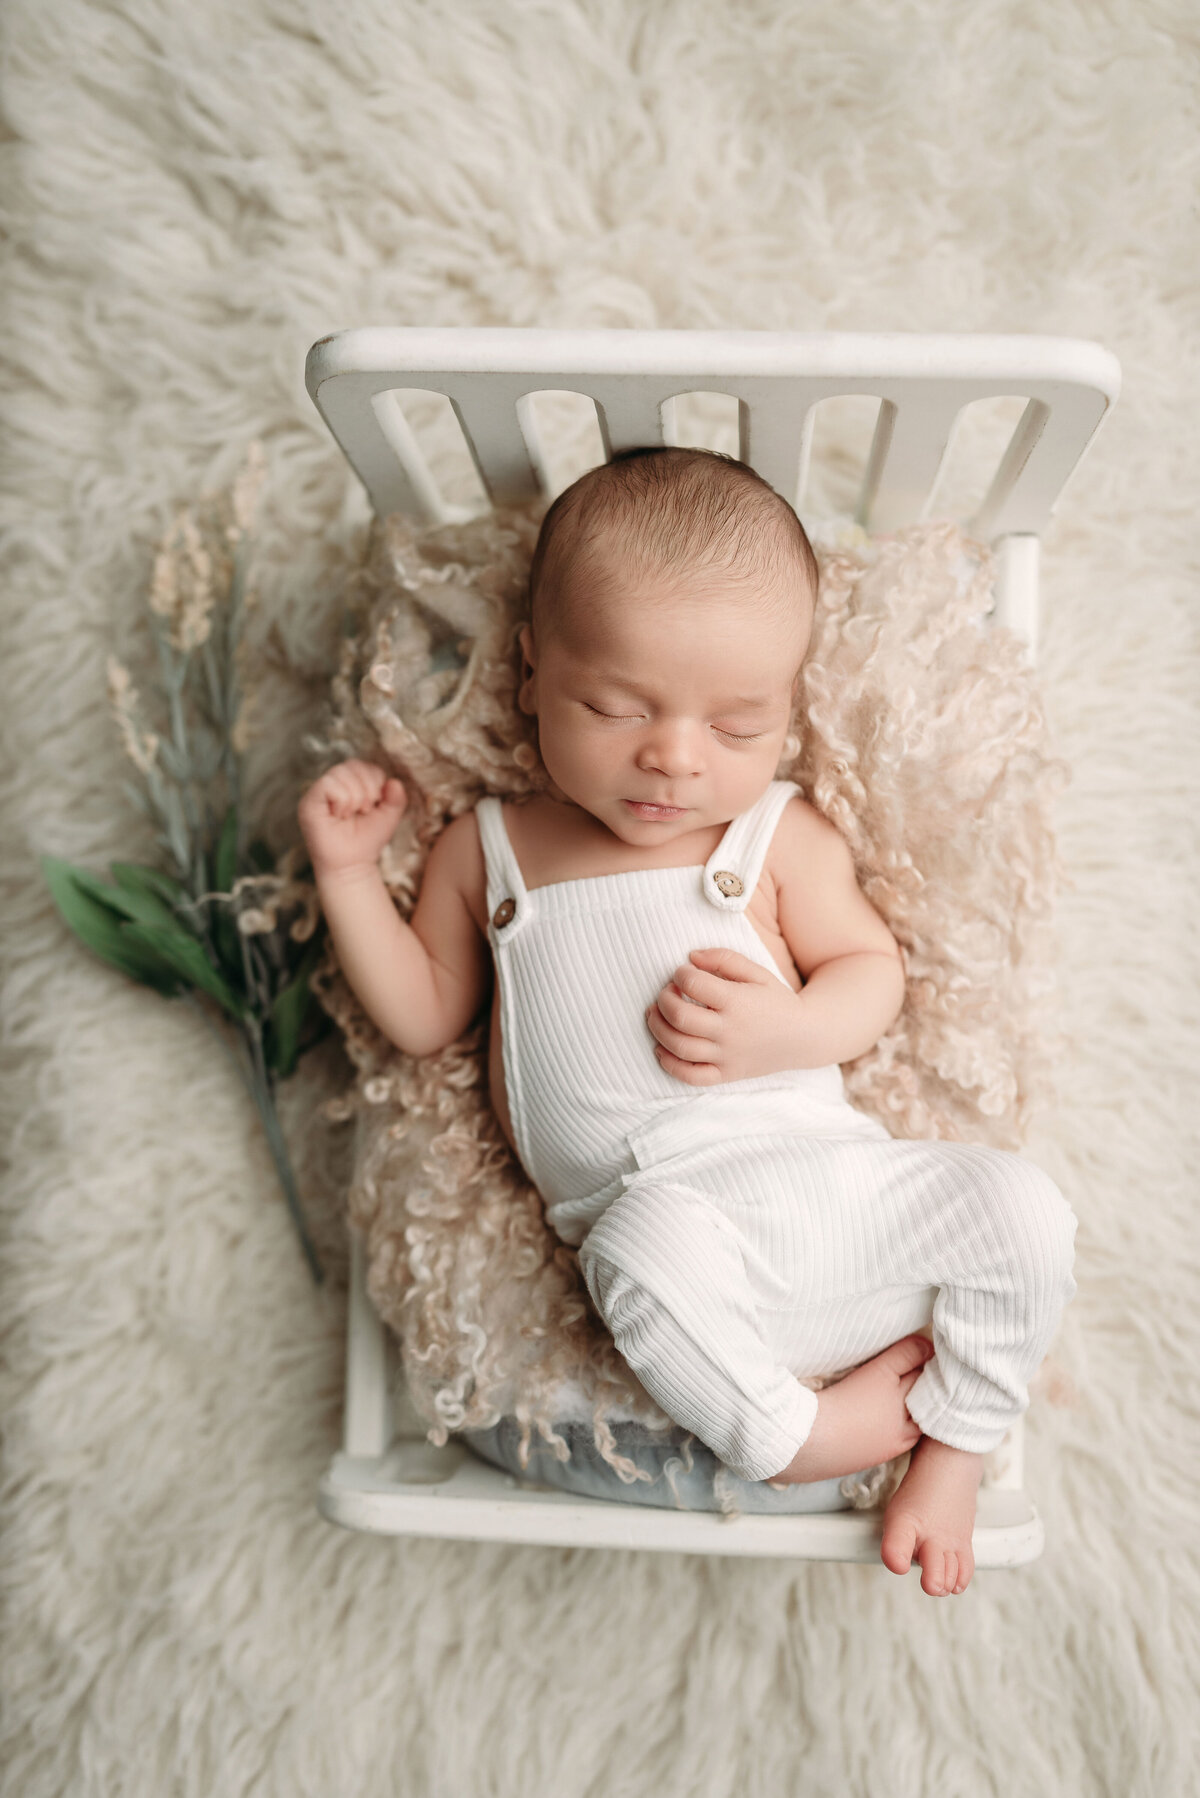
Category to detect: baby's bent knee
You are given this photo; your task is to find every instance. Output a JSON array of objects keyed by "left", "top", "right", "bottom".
[{"left": 990, "top": 1154, "right": 1078, "bottom": 1296}]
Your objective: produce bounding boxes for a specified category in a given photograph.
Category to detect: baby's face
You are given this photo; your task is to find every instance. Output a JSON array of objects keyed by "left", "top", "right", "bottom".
[{"left": 520, "top": 561, "right": 810, "bottom": 845}]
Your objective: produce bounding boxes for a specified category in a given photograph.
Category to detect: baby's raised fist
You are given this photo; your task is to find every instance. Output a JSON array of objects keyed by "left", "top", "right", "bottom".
[{"left": 297, "top": 758, "right": 408, "bottom": 881}]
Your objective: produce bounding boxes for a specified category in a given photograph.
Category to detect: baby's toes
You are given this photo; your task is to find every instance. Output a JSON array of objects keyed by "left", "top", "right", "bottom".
[
  {"left": 879, "top": 1509, "right": 918, "bottom": 1577},
  {"left": 951, "top": 1545, "right": 974, "bottom": 1595},
  {"left": 918, "top": 1541, "right": 950, "bottom": 1597}
]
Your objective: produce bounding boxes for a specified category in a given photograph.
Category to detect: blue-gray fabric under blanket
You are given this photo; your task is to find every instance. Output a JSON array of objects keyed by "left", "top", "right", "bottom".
[{"left": 462, "top": 1417, "right": 873, "bottom": 1514}]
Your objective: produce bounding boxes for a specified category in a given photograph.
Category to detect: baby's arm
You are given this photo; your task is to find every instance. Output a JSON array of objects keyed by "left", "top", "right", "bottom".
[
  {"left": 298, "top": 760, "right": 491, "bottom": 1057},
  {"left": 647, "top": 798, "right": 905, "bottom": 1083},
  {"left": 769, "top": 797, "right": 906, "bottom": 1064}
]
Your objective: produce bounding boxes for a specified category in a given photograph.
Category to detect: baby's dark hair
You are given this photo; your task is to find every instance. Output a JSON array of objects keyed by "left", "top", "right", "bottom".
[{"left": 527, "top": 445, "right": 819, "bottom": 634}]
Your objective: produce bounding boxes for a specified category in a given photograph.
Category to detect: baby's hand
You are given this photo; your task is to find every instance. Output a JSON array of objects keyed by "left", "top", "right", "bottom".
[
  {"left": 646, "top": 948, "right": 806, "bottom": 1086},
  {"left": 297, "top": 758, "right": 408, "bottom": 882}
]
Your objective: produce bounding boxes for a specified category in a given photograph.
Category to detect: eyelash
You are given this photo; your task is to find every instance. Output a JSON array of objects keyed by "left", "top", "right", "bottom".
[{"left": 584, "top": 704, "right": 763, "bottom": 743}]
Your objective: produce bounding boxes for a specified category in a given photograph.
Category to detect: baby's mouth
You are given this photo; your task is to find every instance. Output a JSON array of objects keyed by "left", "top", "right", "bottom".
[{"left": 623, "top": 800, "right": 687, "bottom": 819}]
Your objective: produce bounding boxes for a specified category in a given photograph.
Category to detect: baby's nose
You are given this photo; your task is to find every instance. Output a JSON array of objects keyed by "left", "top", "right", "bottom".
[{"left": 637, "top": 722, "right": 705, "bottom": 778}]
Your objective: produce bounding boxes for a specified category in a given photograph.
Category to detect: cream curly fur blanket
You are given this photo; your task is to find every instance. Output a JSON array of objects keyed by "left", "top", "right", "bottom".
[
  {"left": 4, "top": 3, "right": 1196, "bottom": 1794},
  {"left": 308, "top": 505, "right": 1065, "bottom": 1470}
]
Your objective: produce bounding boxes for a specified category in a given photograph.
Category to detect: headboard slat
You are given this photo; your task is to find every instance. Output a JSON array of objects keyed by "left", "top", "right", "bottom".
[
  {"left": 859, "top": 396, "right": 961, "bottom": 533},
  {"left": 307, "top": 328, "right": 1120, "bottom": 544}
]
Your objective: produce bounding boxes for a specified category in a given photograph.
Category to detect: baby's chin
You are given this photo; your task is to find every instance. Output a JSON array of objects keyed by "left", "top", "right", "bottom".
[{"left": 591, "top": 794, "right": 732, "bottom": 844}]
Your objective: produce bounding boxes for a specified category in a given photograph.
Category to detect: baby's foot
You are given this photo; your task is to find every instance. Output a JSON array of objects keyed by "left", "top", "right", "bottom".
[
  {"left": 768, "top": 1333, "right": 934, "bottom": 1484},
  {"left": 880, "top": 1436, "right": 984, "bottom": 1596}
]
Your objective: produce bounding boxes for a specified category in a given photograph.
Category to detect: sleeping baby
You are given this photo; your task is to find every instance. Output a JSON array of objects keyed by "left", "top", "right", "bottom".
[{"left": 298, "top": 446, "right": 1078, "bottom": 1598}]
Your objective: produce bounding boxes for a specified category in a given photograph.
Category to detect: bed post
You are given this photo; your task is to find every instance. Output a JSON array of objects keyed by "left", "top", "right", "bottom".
[
  {"left": 343, "top": 1231, "right": 392, "bottom": 1459},
  {"left": 992, "top": 533, "right": 1041, "bottom": 661}
]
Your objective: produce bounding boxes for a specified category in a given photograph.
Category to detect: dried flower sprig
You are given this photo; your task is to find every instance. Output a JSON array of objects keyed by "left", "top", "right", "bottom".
[{"left": 42, "top": 442, "right": 330, "bottom": 1283}]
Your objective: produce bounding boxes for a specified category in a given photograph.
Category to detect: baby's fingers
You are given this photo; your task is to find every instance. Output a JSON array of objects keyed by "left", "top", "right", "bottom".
[
  {"left": 326, "top": 763, "right": 405, "bottom": 817},
  {"left": 646, "top": 1003, "right": 715, "bottom": 1061},
  {"left": 652, "top": 1044, "right": 723, "bottom": 1087},
  {"left": 655, "top": 982, "right": 721, "bottom": 1035},
  {"left": 670, "top": 961, "right": 734, "bottom": 1010},
  {"left": 687, "top": 947, "right": 771, "bottom": 985}
]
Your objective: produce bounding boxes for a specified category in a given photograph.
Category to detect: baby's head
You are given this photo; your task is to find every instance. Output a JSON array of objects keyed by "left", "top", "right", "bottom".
[{"left": 519, "top": 446, "right": 819, "bottom": 844}]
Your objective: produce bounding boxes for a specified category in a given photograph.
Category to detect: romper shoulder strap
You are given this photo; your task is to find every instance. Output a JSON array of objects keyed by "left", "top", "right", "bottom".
[
  {"left": 701, "top": 780, "right": 803, "bottom": 912},
  {"left": 474, "top": 797, "right": 531, "bottom": 939}
]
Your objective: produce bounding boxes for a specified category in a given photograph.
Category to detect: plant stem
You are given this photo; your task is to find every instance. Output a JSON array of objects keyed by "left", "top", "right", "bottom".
[
  {"left": 183, "top": 991, "right": 324, "bottom": 1284},
  {"left": 245, "top": 1042, "right": 325, "bottom": 1286},
  {"left": 225, "top": 538, "right": 247, "bottom": 860}
]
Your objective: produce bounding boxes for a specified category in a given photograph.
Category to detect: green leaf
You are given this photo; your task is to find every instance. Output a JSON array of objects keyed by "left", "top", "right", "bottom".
[
  {"left": 109, "top": 861, "right": 190, "bottom": 913},
  {"left": 69, "top": 863, "right": 182, "bottom": 934},
  {"left": 264, "top": 931, "right": 325, "bottom": 1078},
  {"left": 41, "top": 856, "right": 188, "bottom": 997},
  {"left": 212, "top": 907, "right": 247, "bottom": 987},
  {"left": 247, "top": 837, "right": 275, "bottom": 875},
  {"left": 121, "top": 919, "right": 247, "bottom": 1019}
]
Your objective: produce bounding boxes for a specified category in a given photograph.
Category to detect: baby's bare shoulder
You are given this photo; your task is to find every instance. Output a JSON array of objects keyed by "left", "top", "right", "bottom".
[{"left": 769, "top": 794, "right": 854, "bottom": 873}]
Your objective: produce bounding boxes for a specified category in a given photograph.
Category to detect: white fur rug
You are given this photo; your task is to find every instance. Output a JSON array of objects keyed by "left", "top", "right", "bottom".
[{"left": 2, "top": 3, "right": 1196, "bottom": 1794}]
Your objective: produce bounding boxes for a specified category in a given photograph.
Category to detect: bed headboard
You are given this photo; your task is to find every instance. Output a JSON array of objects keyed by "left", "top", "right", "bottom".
[{"left": 304, "top": 326, "right": 1120, "bottom": 656}]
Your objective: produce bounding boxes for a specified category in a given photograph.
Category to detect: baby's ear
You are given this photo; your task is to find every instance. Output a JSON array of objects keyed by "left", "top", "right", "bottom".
[{"left": 517, "top": 624, "right": 538, "bottom": 715}]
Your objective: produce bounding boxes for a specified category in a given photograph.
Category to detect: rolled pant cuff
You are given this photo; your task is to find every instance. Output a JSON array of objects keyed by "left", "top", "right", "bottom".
[
  {"left": 728, "top": 1380, "right": 821, "bottom": 1484},
  {"left": 905, "top": 1380, "right": 1017, "bottom": 1457}
]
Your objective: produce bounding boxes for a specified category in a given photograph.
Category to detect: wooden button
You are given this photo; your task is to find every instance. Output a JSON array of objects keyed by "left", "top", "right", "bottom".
[
  {"left": 713, "top": 870, "right": 744, "bottom": 898},
  {"left": 492, "top": 897, "right": 517, "bottom": 927}
]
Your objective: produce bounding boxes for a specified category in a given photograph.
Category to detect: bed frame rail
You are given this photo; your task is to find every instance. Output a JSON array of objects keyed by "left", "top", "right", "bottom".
[{"left": 306, "top": 326, "right": 1119, "bottom": 540}]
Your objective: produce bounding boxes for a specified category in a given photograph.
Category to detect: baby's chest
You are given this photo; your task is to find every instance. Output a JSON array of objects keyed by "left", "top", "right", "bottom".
[{"left": 484, "top": 874, "right": 800, "bottom": 1158}]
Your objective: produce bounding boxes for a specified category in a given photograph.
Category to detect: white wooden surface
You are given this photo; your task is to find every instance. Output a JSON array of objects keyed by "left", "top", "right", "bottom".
[
  {"left": 309, "top": 326, "right": 1120, "bottom": 1562},
  {"left": 317, "top": 1440, "right": 1044, "bottom": 1565},
  {"left": 305, "top": 326, "right": 1119, "bottom": 537}
]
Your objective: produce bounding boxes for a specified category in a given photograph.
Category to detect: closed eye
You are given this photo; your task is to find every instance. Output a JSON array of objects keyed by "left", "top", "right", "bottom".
[{"left": 584, "top": 704, "right": 763, "bottom": 741}]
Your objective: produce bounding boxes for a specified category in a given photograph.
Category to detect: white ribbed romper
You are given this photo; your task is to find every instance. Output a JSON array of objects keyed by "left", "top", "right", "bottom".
[{"left": 476, "top": 779, "right": 1078, "bottom": 1484}]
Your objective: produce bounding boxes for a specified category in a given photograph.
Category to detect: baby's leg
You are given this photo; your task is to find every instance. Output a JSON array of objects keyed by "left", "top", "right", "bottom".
[
  {"left": 888, "top": 1142, "right": 1078, "bottom": 1456},
  {"left": 620, "top": 1131, "right": 1077, "bottom": 1465},
  {"left": 861, "top": 1140, "right": 1077, "bottom": 1596},
  {"left": 580, "top": 1181, "right": 815, "bottom": 1482},
  {"left": 579, "top": 1180, "right": 928, "bottom": 1483}
]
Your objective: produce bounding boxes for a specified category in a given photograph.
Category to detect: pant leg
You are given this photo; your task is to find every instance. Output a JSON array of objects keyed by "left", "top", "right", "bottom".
[
  {"left": 724, "top": 1131, "right": 1078, "bottom": 1454},
  {"left": 580, "top": 1134, "right": 1078, "bottom": 1472},
  {"left": 578, "top": 1180, "right": 818, "bottom": 1483},
  {"left": 891, "top": 1143, "right": 1079, "bottom": 1452}
]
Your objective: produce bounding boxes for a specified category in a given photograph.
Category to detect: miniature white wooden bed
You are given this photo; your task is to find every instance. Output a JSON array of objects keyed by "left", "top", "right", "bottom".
[{"left": 305, "top": 326, "right": 1120, "bottom": 1565}]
